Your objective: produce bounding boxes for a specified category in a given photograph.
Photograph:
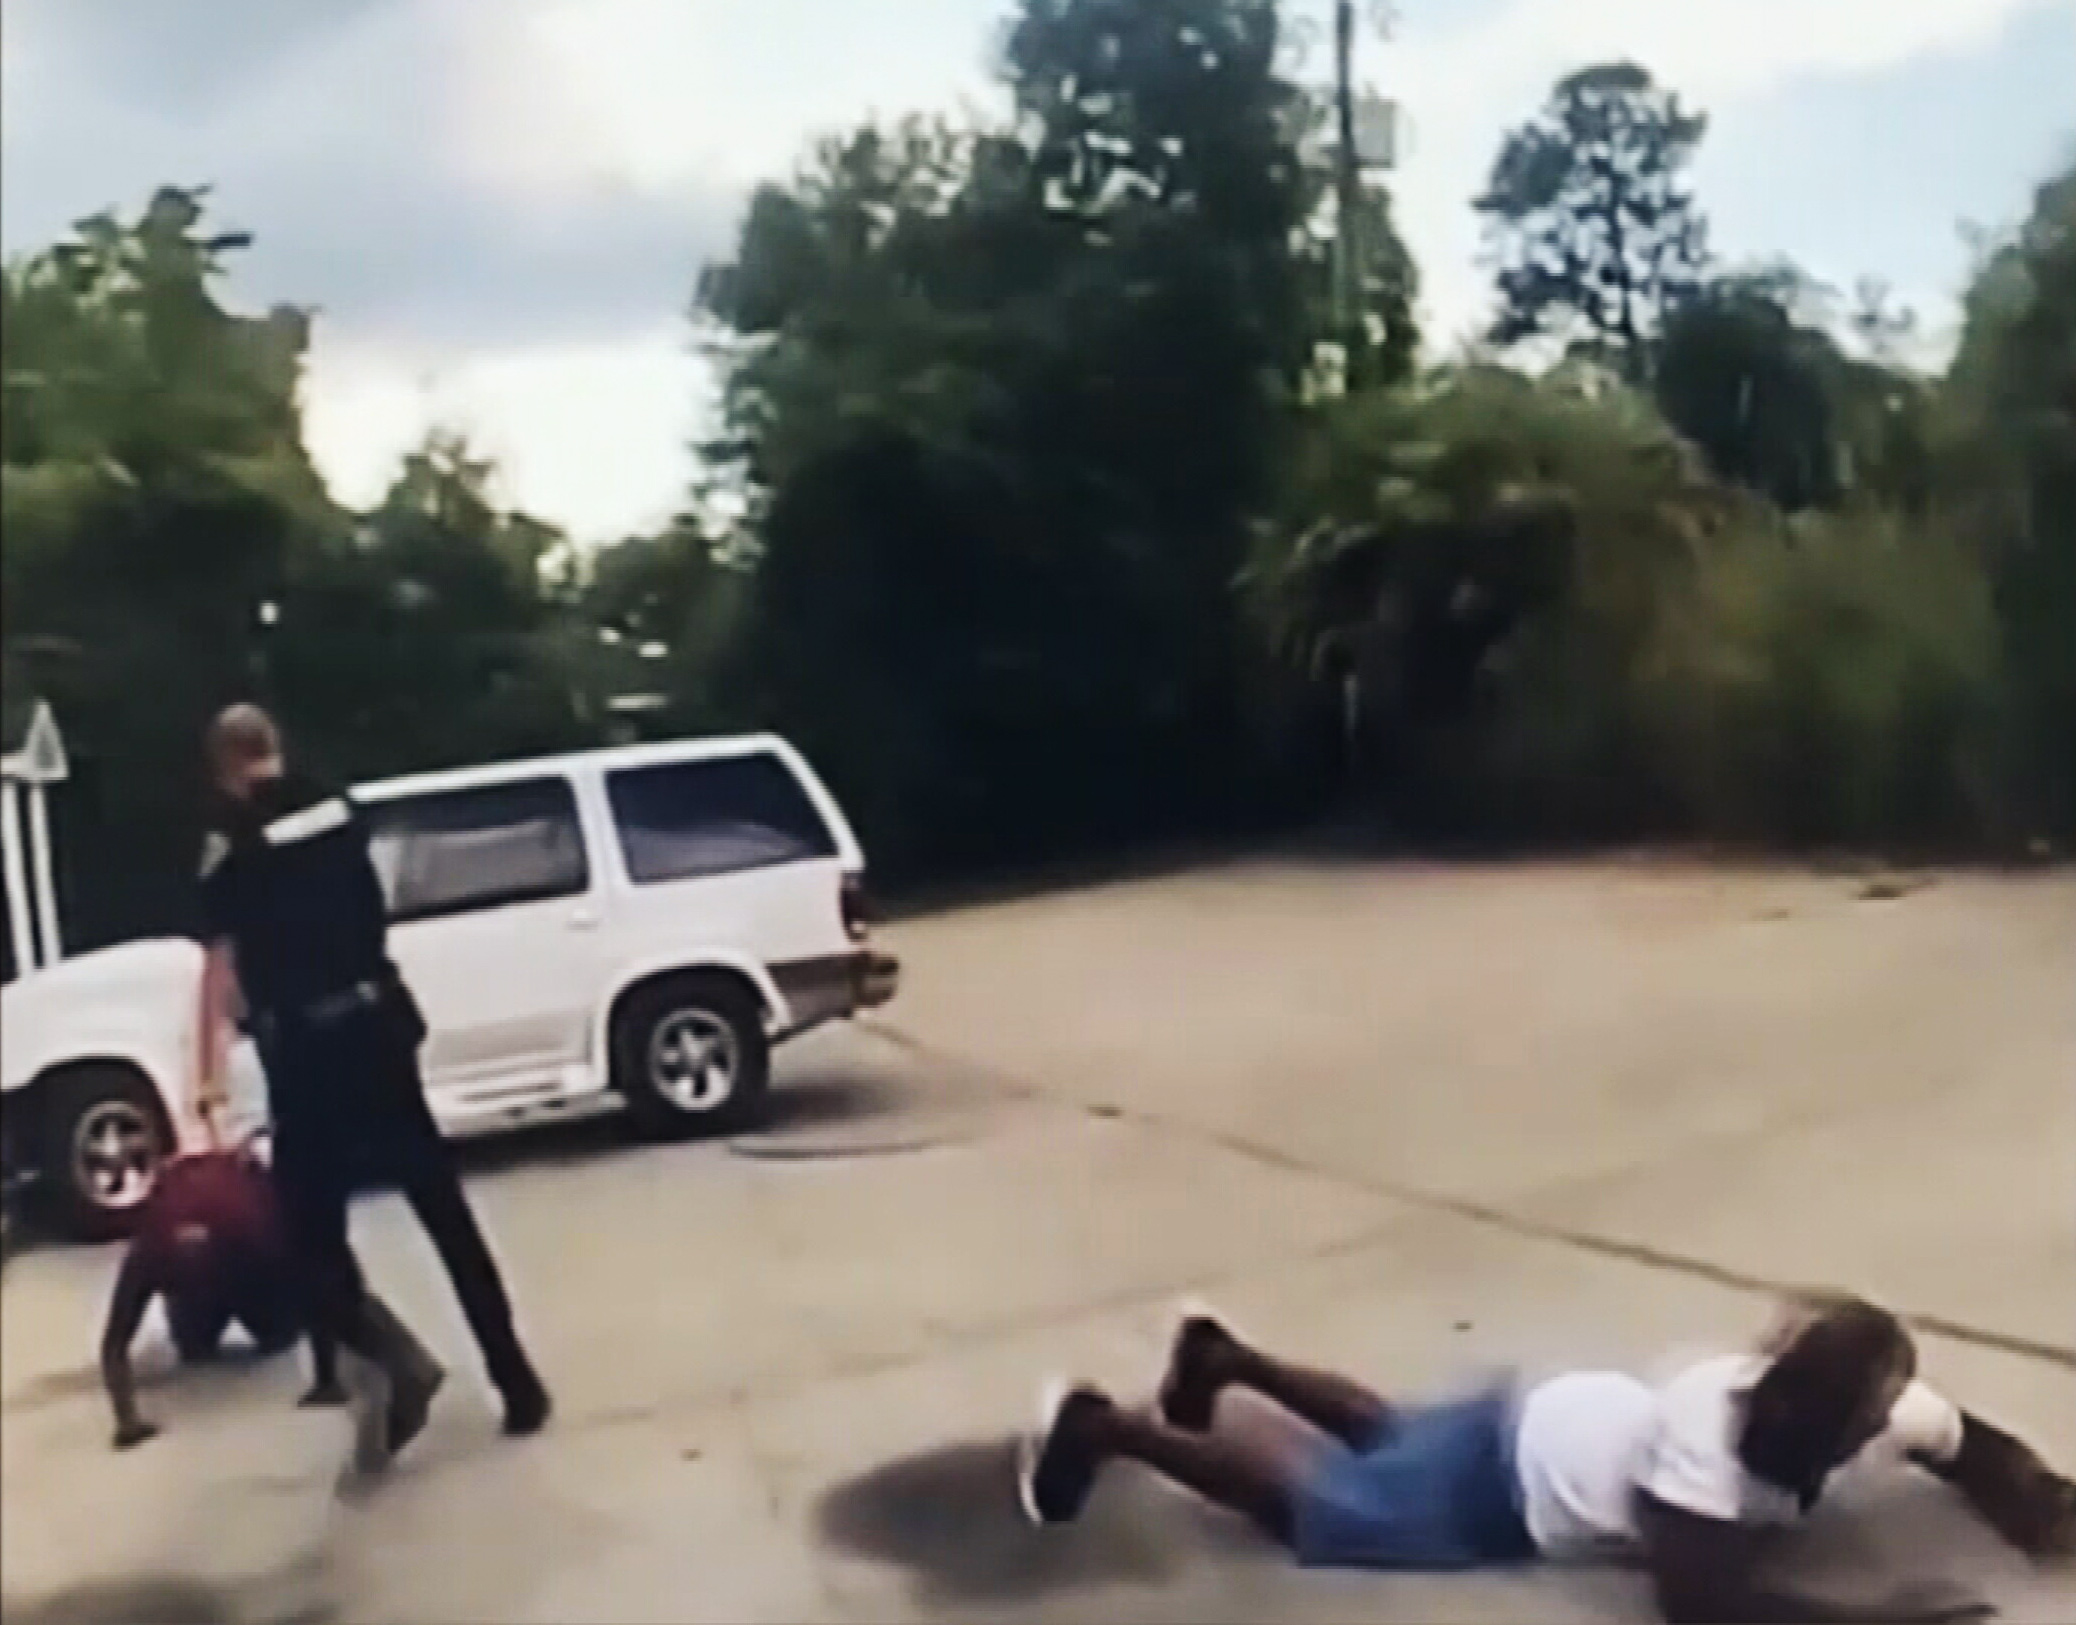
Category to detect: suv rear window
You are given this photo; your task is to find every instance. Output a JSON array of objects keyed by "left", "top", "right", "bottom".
[
  {"left": 363, "top": 776, "right": 589, "bottom": 923},
  {"left": 606, "top": 753, "right": 837, "bottom": 885}
]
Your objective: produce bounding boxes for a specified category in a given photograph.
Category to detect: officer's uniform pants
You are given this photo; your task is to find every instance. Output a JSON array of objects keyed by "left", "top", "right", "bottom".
[{"left": 266, "top": 1010, "right": 534, "bottom": 1397}]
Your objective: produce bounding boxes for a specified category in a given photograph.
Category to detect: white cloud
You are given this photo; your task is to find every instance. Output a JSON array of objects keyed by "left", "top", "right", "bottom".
[
  {"left": 302, "top": 323, "right": 709, "bottom": 542},
  {"left": 452, "top": 0, "right": 1002, "bottom": 202},
  {"left": 1393, "top": 0, "right": 2042, "bottom": 111},
  {"left": 289, "top": 0, "right": 1006, "bottom": 539}
]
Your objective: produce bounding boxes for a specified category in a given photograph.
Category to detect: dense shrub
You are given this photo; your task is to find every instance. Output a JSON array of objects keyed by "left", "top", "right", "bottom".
[{"left": 1640, "top": 511, "right": 2008, "bottom": 848}]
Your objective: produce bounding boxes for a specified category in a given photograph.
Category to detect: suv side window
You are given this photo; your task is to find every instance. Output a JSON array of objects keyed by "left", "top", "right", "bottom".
[
  {"left": 362, "top": 776, "right": 590, "bottom": 924},
  {"left": 606, "top": 753, "right": 837, "bottom": 885}
]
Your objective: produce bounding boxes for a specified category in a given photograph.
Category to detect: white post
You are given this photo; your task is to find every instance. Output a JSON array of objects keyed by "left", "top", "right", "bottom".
[
  {"left": 26, "top": 783, "right": 61, "bottom": 965},
  {"left": 2, "top": 782, "right": 37, "bottom": 977}
]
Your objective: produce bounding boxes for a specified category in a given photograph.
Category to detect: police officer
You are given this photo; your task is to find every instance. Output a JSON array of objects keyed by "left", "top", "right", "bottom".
[{"left": 193, "top": 704, "right": 551, "bottom": 1470}]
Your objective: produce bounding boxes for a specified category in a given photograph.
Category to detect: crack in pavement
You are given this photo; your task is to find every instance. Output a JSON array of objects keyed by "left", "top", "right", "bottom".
[
  {"left": 336, "top": 1202, "right": 1433, "bottom": 1475},
  {"left": 24, "top": 1017, "right": 2050, "bottom": 1506},
  {"left": 861, "top": 1020, "right": 2076, "bottom": 1375}
]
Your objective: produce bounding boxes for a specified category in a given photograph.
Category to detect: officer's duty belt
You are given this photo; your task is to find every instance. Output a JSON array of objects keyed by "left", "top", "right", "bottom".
[{"left": 256, "top": 979, "right": 385, "bottom": 1038}]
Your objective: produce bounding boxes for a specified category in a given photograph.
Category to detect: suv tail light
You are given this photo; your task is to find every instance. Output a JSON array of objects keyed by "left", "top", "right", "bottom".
[{"left": 841, "top": 872, "right": 877, "bottom": 942}]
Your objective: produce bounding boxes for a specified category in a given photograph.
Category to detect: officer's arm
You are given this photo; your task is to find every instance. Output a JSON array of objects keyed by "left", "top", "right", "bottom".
[
  {"left": 194, "top": 838, "right": 242, "bottom": 1117},
  {"left": 195, "top": 941, "right": 238, "bottom": 1113},
  {"left": 100, "top": 1247, "right": 161, "bottom": 1447}
]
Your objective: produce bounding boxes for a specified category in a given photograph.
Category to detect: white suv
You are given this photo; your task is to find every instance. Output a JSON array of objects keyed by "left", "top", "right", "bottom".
[{"left": 1, "top": 733, "right": 899, "bottom": 1240}]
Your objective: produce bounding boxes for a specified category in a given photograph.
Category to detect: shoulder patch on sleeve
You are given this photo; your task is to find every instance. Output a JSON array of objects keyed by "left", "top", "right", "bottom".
[
  {"left": 262, "top": 796, "right": 352, "bottom": 847},
  {"left": 199, "top": 832, "right": 230, "bottom": 878}
]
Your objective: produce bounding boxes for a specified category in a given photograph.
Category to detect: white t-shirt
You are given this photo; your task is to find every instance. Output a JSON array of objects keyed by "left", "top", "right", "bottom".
[{"left": 1512, "top": 1355, "right": 1964, "bottom": 1559}]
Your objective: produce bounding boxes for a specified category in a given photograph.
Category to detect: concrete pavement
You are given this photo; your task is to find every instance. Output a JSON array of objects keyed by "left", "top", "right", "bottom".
[{"left": 3, "top": 858, "right": 2072, "bottom": 1623}]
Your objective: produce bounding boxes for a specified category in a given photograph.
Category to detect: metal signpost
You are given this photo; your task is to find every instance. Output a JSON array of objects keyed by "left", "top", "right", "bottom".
[{"left": 2, "top": 700, "right": 70, "bottom": 977}]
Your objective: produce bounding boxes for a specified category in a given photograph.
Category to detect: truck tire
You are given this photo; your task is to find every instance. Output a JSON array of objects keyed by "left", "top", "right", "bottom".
[
  {"left": 35, "top": 1064, "right": 172, "bottom": 1244},
  {"left": 612, "top": 974, "right": 770, "bottom": 1140}
]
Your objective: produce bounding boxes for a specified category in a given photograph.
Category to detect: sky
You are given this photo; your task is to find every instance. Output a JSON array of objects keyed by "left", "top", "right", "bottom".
[{"left": 3, "top": 0, "right": 2071, "bottom": 544}]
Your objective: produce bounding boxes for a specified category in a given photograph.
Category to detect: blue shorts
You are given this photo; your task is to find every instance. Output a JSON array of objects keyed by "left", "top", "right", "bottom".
[{"left": 1289, "top": 1381, "right": 1536, "bottom": 1571}]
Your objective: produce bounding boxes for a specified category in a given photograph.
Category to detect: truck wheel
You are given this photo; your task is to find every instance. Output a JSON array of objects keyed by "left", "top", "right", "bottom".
[
  {"left": 613, "top": 975, "right": 770, "bottom": 1140},
  {"left": 35, "top": 1065, "right": 171, "bottom": 1244}
]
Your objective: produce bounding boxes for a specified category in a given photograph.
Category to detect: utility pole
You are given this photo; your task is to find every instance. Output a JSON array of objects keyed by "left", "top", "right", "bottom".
[
  {"left": 1333, "top": 0, "right": 1363, "bottom": 394},
  {"left": 1335, "top": 2, "right": 1401, "bottom": 390}
]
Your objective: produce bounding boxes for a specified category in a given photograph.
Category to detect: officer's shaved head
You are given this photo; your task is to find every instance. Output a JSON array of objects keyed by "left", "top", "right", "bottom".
[{"left": 206, "top": 704, "right": 284, "bottom": 795}]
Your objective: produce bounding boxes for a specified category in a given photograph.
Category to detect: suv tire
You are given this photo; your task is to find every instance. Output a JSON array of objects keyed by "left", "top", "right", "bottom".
[
  {"left": 36, "top": 1064, "right": 172, "bottom": 1244},
  {"left": 613, "top": 974, "right": 770, "bottom": 1140}
]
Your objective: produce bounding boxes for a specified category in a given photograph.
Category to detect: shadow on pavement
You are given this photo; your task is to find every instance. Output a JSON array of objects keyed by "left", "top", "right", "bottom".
[
  {"left": 4, "top": 1047, "right": 939, "bottom": 1257},
  {"left": 816, "top": 1436, "right": 1265, "bottom": 1607},
  {"left": 813, "top": 1439, "right": 2062, "bottom": 1620},
  {"left": 6, "top": 1336, "right": 288, "bottom": 1416},
  {"left": 0, "top": 1574, "right": 333, "bottom": 1625},
  {"left": 1771, "top": 1471, "right": 2059, "bottom": 1612},
  {"left": 728, "top": 1067, "right": 989, "bottom": 1160},
  {"left": 738, "top": 1070, "right": 914, "bottom": 1140},
  {"left": 449, "top": 1071, "right": 908, "bottom": 1180},
  {"left": 2, "top": 1070, "right": 932, "bottom": 1269}
]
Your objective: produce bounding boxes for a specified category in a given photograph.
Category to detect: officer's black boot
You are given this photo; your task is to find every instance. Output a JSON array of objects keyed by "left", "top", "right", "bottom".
[
  {"left": 356, "top": 1292, "right": 446, "bottom": 1455},
  {"left": 495, "top": 1349, "right": 552, "bottom": 1438},
  {"left": 327, "top": 1289, "right": 444, "bottom": 1475}
]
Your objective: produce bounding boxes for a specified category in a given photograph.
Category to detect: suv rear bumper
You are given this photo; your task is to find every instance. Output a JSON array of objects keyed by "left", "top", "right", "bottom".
[
  {"left": 770, "top": 948, "right": 902, "bottom": 1035},
  {"left": 854, "top": 950, "right": 901, "bottom": 1011}
]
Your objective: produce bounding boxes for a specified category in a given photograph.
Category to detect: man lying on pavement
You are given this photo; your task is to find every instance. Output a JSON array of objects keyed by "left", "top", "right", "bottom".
[{"left": 1020, "top": 1294, "right": 2075, "bottom": 1623}]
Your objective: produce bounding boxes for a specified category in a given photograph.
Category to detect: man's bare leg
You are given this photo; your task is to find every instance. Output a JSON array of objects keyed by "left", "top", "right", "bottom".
[
  {"left": 1160, "top": 1309, "right": 1392, "bottom": 1447},
  {"left": 1019, "top": 1382, "right": 1309, "bottom": 1540}
]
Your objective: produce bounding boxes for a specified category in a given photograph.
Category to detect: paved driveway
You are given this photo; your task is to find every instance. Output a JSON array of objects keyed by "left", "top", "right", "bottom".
[{"left": 3, "top": 858, "right": 2071, "bottom": 1623}]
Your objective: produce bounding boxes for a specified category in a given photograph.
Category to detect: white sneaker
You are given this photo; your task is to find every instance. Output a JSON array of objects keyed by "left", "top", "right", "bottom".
[{"left": 1016, "top": 1377, "right": 1111, "bottom": 1527}]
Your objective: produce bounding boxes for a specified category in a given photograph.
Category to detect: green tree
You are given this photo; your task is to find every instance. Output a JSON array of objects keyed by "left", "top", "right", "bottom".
[
  {"left": 2, "top": 190, "right": 613, "bottom": 951},
  {"left": 1939, "top": 156, "right": 2076, "bottom": 835},
  {"left": 1847, "top": 276, "right": 1918, "bottom": 363},
  {"left": 1654, "top": 265, "right": 1938, "bottom": 516},
  {"left": 1005, "top": 0, "right": 1414, "bottom": 389},
  {"left": 1663, "top": 513, "right": 2004, "bottom": 849},
  {"left": 268, "top": 431, "right": 596, "bottom": 782},
  {"left": 1248, "top": 367, "right": 1732, "bottom": 834},
  {"left": 696, "top": 119, "right": 1048, "bottom": 510},
  {"left": 695, "top": 0, "right": 1331, "bottom": 876},
  {"left": 1320, "top": 178, "right": 1420, "bottom": 391},
  {"left": 2, "top": 187, "right": 330, "bottom": 947},
  {"left": 1003, "top": 0, "right": 1307, "bottom": 264},
  {"left": 572, "top": 520, "right": 746, "bottom": 739},
  {"left": 1477, "top": 63, "right": 1710, "bottom": 364},
  {"left": 1654, "top": 271, "right": 1846, "bottom": 511}
]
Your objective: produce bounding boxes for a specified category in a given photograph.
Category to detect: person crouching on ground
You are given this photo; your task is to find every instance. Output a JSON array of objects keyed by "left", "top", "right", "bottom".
[
  {"left": 1019, "top": 1296, "right": 2075, "bottom": 1624},
  {"left": 101, "top": 1137, "right": 343, "bottom": 1450}
]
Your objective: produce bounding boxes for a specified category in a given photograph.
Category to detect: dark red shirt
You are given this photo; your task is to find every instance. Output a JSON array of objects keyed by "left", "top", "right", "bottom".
[{"left": 131, "top": 1152, "right": 284, "bottom": 1294}]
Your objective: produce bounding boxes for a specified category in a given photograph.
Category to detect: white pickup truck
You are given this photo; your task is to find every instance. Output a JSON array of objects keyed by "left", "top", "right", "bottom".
[{"left": 1, "top": 733, "right": 898, "bottom": 1240}]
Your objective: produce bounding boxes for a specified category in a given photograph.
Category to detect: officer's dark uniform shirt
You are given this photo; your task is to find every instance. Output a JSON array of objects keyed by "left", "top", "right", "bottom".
[{"left": 198, "top": 770, "right": 391, "bottom": 1026}]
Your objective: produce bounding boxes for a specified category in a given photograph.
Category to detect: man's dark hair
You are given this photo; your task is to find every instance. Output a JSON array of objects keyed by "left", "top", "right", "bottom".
[{"left": 1740, "top": 1297, "right": 1914, "bottom": 1507}]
